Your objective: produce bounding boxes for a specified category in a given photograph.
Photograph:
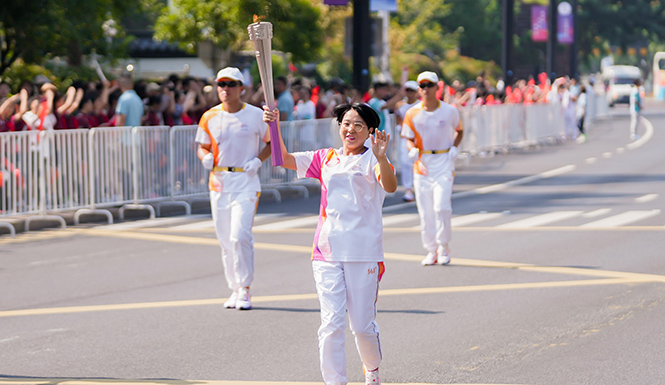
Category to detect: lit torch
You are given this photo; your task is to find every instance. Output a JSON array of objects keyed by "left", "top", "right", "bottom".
[{"left": 248, "top": 17, "right": 283, "bottom": 166}]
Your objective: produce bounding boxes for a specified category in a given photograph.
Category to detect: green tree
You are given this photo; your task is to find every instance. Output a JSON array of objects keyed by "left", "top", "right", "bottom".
[
  {"left": 153, "top": 0, "right": 324, "bottom": 64},
  {"left": 439, "top": 0, "right": 502, "bottom": 62},
  {"left": 578, "top": 0, "right": 665, "bottom": 55},
  {"left": 0, "top": 0, "right": 138, "bottom": 76},
  {"left": 0, "top": 0, "right": 50, "bottom": 75}
]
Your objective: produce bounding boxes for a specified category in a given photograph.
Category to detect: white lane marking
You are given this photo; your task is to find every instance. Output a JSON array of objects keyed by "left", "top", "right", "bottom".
[
  {"left": 582, "top": 208, "right": 612, "bottom": 218},
  {"left": 453, "top": 165, "right": 576, "bottom": 199},
  {"left": 497, "top": 211, "right": 583, "bottom": 228},
  {"left": 626, "top": 117, "right": 654, "bottom": 150},
  {"left": 168, "top": 213, "right": 284, "bottom": 230},
  {"left": 602, "top": 152, "right": 613, "bottom": 158},
  {"left": 382, "top": 213, "right": 420, "bottom": 226},
  {"left": 452, "top": 212, "right": 505, "bottom": 227},
  {"left": 581, "top": 210, "right": 661, "bottom": 228},
  {"left": 585, "top": 157, "right": 597, "bottom": 164},
  {"left": 382, "top": 201, "right": 416, "bottom": 213},
  {"left": 635, "top": 194, "right": 658, "bottom": 203},
  {"left": 253, "top": 215, "right": 320, "bottom": 231},
  {"left": 169, "top": 219, "right": 214, "bottom": 230},
  {"left": 94, "top": 214, "right": 211, "bottom": 231},
  {"left": 616, "top": 147, "right": 626, "bottom": 154}
]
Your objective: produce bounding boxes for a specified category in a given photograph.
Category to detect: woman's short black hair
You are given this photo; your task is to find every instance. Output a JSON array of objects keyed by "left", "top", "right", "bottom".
[{"left": 332, "top": 102, "right": 380, "bottom": 134}]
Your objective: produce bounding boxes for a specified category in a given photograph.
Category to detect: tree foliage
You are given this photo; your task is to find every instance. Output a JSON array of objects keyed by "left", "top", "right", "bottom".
[
  {"left": 153, "top": 0, "right": 325, "bottom": 64},
  {"left": 439, "top": 0, "right": 502, "bottom": 62},
  {"left": 0, "top": 0, "right": 137, "bottom": 76},
  {"left": 578, "top": 0, "right": 665, "bottom": 53}
]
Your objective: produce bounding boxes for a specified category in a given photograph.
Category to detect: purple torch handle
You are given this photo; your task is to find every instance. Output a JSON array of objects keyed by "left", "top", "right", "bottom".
[{"left": 268, "top": 119, "right": 283, "bottom": 166}]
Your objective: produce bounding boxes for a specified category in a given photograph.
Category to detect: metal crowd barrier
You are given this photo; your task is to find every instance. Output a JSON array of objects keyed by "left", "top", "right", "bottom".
[
  {"left": 0, "top": 97, "right": 608, "bottom": 235},
  {"left": 26, "top": 129, "right": 91, "bottom": 229},
  {"left": 169, "top": 125, "right": 208, "bottom": 204}
]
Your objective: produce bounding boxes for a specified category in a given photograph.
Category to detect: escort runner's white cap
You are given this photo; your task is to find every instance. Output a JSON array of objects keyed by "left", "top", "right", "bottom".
[
  {"left": 216, "top": 67, "right": 244, "bottom": 84},
  {"left": 417, "top": 71, "right": 439, "bottom": 84},
  {"left": 404, "top": 81, "right": 419, "bottom": 90}
]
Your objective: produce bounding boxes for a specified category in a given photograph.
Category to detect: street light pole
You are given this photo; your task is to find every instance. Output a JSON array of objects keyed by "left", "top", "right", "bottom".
[
  {"left": 570, "top": 0, "right": 578, "bottom": 79},
  {"left": 501, "top": 0, "right": 515, "bottom": 86},
  {"left": 547, "top": 0, "right": 557, "bottom": 81},
  {"left": 353, "top": 0, "right": 371, "bottom": 93}
]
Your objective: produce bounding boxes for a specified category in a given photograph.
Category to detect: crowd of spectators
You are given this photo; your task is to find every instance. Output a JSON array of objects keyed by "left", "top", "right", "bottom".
[
  {"left": 0, "top": 68, "right": 590, "bottom": 135},
  {"left": 0, "top": 73, "right": 222, "bottom": 132}
]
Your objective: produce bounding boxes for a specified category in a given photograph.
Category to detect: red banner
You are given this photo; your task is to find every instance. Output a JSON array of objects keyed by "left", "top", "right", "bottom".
[{"left": 531, "top": 5, "right": 548, "bottom": 42}]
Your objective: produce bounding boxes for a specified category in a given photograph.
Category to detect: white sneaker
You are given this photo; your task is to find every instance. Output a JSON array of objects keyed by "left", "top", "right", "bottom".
[
  {"left": 437, "top": 244, "right": 451, "bottom": 265},
  {"left": 364, "top": 366, "right": 380, "bottom": 385},
  {"left": 402, "top": 189, "right": 415, "bottom": 202},
  {"left": 421, "top": 252, "right": 437, "bottom": 266},
  {"left": 236, "top": 287, "right": 251, "bottom": 310},
  {"left": 223, "top": 290, "right": 238, "bottom": 309}
]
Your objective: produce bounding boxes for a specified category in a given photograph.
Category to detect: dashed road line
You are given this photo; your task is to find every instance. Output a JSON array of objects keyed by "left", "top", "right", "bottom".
[
  {"left": 582, "top": 208, "right": 611, "bottom": 218},
  {"left": 496, "top": 211, "right": 583, "bottom": 228},
  {"left": 453, "top": 165, "right": 577, "bottom": 199},
  {"left": 451, "top": 212, "right": 505, "bottom": 227},
  {"left": 581, "top": 209, "right": 661, "bottom": 228},
  {"left": 635, "top": 193, "right": 658, "bottom": 203}
]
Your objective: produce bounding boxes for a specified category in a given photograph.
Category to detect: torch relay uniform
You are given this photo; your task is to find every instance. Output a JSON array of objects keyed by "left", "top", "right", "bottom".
[
  {"left": 402, "top": 100, "right": 461, "bottom": 262},
  {"left": 294, "top": 147, "right": 389, "bottom": 385},
  {"left": 195, "top": 102, "right": 269, "bottom": 300}
]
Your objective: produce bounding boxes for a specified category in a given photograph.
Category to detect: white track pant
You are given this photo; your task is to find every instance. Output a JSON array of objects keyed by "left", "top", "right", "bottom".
[
  {"left": 210, "top": 190, "right": 258, "bottom": 290},
  {"left": 414, "top": 173, "right": 453, "bottom": 253},
  {"left": 630, "top": 112, "right": 642, "bottom": 138},
  {"left": 312, "top": 260, "right": 382, "bottom": 385}
]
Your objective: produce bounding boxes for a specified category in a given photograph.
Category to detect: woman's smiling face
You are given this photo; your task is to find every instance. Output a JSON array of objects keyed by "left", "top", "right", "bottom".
[{"left": 339, "top": 109, "right": 370, "bottom": 155}]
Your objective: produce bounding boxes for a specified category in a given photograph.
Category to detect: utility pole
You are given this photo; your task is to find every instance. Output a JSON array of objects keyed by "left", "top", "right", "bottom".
[
  {"left": 569, "top": 0, "right": 578, "bottom": 79},
  {"left": 547, "top": 0, "right": 558, "bottom": 81},
  {"left": 501, "top": 0, "right": 515, "bottom": 86},
  {"left": 353, "top": 0, "right": 371, "bottom": 93}
]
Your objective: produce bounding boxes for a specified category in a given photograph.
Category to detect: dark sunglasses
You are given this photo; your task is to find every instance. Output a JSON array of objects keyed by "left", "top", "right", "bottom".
[
  {"left": 217, "top": 80, "right": 240, "bottom": 88},
  {"left": 419, "top": 82, "right": 437, "bottom": 89}
]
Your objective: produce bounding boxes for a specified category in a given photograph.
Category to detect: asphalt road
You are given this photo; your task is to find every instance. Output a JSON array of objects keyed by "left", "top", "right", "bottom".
[{"left": 1, "top": 102, "right": 664, "bottom": 385}]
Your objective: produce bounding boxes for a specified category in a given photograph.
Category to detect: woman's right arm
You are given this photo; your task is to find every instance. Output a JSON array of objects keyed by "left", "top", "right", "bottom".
[{"left": 263, "top": 106, "right": 297, "bottom": 170}]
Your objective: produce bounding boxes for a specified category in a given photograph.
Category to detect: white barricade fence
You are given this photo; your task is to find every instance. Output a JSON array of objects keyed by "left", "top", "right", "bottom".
[
  {"left": 87, "top": 127, "right": 134, "bottom": 207},
  {"left": 457, "top": 107, "right": 476, "bottom": 154},
  {"left": 132, "top": 126, "right": 171, "bottom": 203},
  {"left": 506, "top": 104, "right": 527, "bottom": 145},
  {"left": 1, "top": 131, "right": 40, "bottom": 216},
  {"left": 170, "top": 125, "right": 208, "bottom": 200},
  {"left": 39, "top": 129, "right": 91, "bottom": 212},
  {"left": 0, "top": 97, "right": 611, "bottom": 234}
]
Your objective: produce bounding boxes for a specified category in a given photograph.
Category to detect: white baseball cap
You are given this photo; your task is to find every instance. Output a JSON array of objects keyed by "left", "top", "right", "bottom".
[
  {"left": 404, "top": 80, "right": 419, "bottom": 91},
  {"left": 216, "top": 67, "right": 244, "bottom": 84},
  {"left": 417, "top": 71, "right": 439, "bottom": 84}
]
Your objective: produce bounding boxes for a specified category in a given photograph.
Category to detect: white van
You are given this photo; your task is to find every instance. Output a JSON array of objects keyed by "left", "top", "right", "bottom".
[{"left": 602, "top": 65, "right": 642, "bottom": 106}]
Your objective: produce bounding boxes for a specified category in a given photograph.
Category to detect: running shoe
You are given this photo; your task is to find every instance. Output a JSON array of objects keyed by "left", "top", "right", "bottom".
[
  {"left": 402, "top": 189, "right": 415, "bottom": 202},
  {"left": 236, "top": 287, "right": 252, "bottom": 310},
  {"left": 437, "top": 244, "right": 451, "bottom": 265},
  {"left": 421, "top": 252, "right": 437, "bottom": 266},
  {"left": 223, "top": 290, "right": 238, "bottom": 309}
]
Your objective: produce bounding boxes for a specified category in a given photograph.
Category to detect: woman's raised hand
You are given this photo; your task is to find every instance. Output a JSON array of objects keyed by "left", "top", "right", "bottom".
[
  {"left": 371, "top": 129, "right": 390, "bottom": 159},
  {"left": 262, "top": 105, "right": 279, "bottom": 123}
]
